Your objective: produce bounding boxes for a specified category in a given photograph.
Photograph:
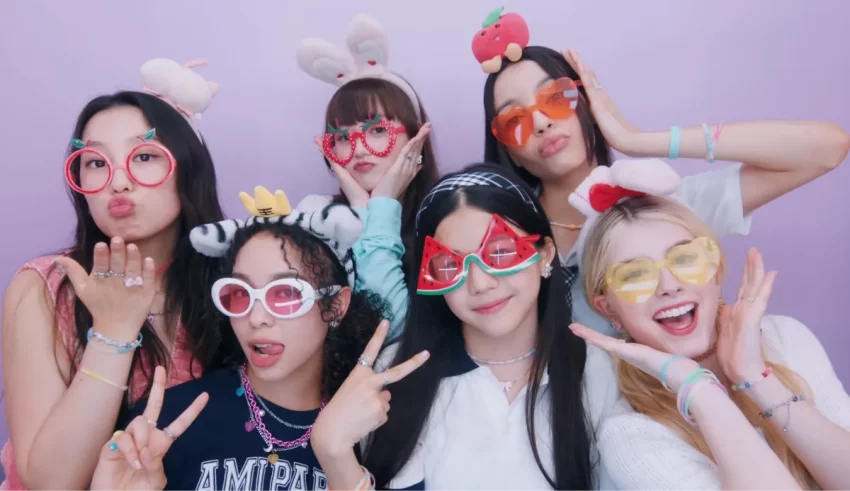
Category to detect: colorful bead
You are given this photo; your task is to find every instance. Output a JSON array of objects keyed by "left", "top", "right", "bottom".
[
  {"left": 267, "top": 453, "right": 279, "bottom": 464},
  {"left": 244, "top": 420, "right": 255, "bottom": 432},
  {"left": 108, "top": 442, "right": 118, "bottom": 452},
  {"left": 236, "top": 386, "right": 245, "bottom": 397}
]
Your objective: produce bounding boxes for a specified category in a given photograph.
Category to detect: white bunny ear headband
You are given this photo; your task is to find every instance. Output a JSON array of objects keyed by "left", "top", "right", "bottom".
[
  {"left": 296, "top": 14, "right": 422, "bottom": 120},
  {"left": 139, "top": 58, "right": 219, "bottom": 141},
  {"left": 568, "top": 158, "right": 682, "bottom": 262},
  {"left": 189, "top": 187, "right": 364, "bottom": 287}
]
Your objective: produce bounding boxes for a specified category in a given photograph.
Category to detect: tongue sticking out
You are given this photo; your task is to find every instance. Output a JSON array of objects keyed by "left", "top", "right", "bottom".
[
  {"left": 256, "top": 344, "right": 284, "bottom": 356},
  {"left": 657, "top": 310, "right": 695, "bottom": 331}
]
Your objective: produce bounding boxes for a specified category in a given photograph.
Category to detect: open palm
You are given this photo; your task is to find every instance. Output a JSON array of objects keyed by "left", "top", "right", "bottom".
[{"left": 90, "top": 367, "right": 209, "bottom": 490}]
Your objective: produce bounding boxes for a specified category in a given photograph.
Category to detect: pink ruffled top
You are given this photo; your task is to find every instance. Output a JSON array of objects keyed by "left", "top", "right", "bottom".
[{"left": 1, "top": 255, "right": 201, "bottom": 490}]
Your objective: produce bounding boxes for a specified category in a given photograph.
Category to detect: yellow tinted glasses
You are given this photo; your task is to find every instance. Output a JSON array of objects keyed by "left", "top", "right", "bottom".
[{"left": 604, "top": 237, "right": 721, "bottom": 304}]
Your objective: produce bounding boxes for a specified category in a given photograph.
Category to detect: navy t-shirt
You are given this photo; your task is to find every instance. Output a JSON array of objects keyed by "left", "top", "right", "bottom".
[{"left": 124, "top": 368, "right": 327, "bottom": 491}]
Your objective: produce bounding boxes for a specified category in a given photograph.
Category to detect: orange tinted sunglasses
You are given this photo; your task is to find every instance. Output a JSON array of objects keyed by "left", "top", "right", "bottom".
[{"left": 491, "top": 77, "right": 582, "bottom": 148}]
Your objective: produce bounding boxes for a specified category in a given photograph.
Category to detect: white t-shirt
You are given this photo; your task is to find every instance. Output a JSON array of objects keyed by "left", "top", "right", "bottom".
[
  {"left": 373, "top": 342, "right": 620, "bottom": 489},
  {"left": 596, "top": 315, "right": 850, "bottom": 490},
  {"left": 567, "top": 163, "right": 753, "bottom": 337}
]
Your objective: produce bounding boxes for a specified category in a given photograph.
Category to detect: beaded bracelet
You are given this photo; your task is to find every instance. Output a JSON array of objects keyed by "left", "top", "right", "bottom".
[
  {"left": 87, "top": 328, "right": 143, "bottom": 354},
  {"left": 732, "top": 367, "right": 773, "bottom": 391},
  {"left": 329, "top": 466, "right": 375, "bottom": 491}
]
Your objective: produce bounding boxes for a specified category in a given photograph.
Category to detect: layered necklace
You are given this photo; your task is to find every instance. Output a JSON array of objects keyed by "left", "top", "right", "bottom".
[
  {"left": 467, "top": 348, "right": 536, "bottom": 393},
  {"left": 237, "top": 366, "right": 326, "bottom": 464}
]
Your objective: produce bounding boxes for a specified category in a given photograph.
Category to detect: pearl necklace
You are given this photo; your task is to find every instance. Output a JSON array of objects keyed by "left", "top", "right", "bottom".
[{"left": 467, "top": 348, "right": 536, "bottom": 365}]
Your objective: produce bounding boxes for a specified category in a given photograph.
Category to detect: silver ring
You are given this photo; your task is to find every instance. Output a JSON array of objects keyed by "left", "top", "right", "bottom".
[
  {"left": 109, "top": 271, "right": 125, "bottom": 278},
  {"left": 357, "top": 356, "right": 374, "bottom": 369},
  {"left": 382, "top": 372, "right": 391, "bottom": 386},
  {"left": 594, "top": 83, "right": 603, "bottom": 89},
  {"left": 745, "top": 296, "right": 755, "bottom": 303},
  {"left": 163, "top": 427, "right": 176, "bottom": 440},
  {"left": 94, "top": 271, "right": 110, "bottom": 279},
  {"left": 416, "top": 155, "right": 423, "bottom": 164},
  {"left": 147, "top": 419, "right": 156, "bottom": 427}
]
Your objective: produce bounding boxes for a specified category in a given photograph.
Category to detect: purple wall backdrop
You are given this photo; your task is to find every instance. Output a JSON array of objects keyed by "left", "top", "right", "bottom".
[{"left": 1, "top": 0, "right": 848, "bottom": 463}]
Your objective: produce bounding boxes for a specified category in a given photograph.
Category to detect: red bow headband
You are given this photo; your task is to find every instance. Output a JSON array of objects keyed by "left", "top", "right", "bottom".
[{"left": 568, "top": 159, "right": 682, "bottom": 218}]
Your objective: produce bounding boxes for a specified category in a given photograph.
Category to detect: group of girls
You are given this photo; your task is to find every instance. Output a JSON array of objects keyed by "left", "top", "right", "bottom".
[{"left": 3, "top": 10, "right": 850, "bottom": 491}]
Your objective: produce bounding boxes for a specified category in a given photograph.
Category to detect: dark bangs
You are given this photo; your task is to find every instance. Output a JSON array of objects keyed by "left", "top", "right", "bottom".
[{"left": 324, "top": 78, "right": 420, "bottom": 132}]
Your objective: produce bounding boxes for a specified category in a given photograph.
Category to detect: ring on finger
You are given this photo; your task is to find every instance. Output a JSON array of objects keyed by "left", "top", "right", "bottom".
[
  {"left": 744, "top": 296, "right": 755, "bottom": 303},
  {"left": 94, "top": 271, "right": 110, "bottom": 279},
  {"left": 124, "top": 276, "right": 144, "bottom": 288},
  {"left": 109, "top": 430, "right": 123, "bottom": 451},
  {"left": 147, "top": 419, "right": 157, "bottom": 427},
  {"left": 163, "top": 427, "right": 176, "bottom": 440},
  {"left": 416, "top": 155, "right": 423, "bottom": 164},
  {"left": 109, "top": 270, "right": 125, "bottom": 278},
  {"left": 382, "top": 372, "right": 391, "bottom": 386},
  {"left": 357, "top": 355, "right": 374, "bottom": 369}
]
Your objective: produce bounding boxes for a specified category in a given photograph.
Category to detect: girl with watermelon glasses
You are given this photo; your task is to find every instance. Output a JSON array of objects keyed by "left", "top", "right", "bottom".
[
  {"left": 476, "top": 9, "right": 850, "bottom": 337},
  {"left": 296, "top": 14, "right": 439, "bottom": 343},
  {"left": 308, "top": 164, "right": 619, "bottom": 489}
]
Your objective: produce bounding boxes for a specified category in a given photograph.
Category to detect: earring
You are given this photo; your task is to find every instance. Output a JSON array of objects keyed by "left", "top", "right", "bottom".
[
  {"left": 611, "top": 320, "right": 622, "bottom": 331},
  {"left": 328, "top": 319, "right": 339, "bottom": 328},
  {"left": 542, "top": 263, "right": 553, "bottom": 279}
]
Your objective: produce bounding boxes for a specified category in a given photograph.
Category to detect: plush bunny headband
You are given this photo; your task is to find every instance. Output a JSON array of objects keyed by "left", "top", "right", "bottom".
[
  {"left": 189, "top": 188, "right": 364, "bottom": 287},
  {"left": 139, "top": 58, "right": 219, "bottom": 140},
  {"left": 296, "top": 14, "right": 422, "bottom": 120},
  {"left": 568, "top": 158, "right": 682, "bottom": 264}
]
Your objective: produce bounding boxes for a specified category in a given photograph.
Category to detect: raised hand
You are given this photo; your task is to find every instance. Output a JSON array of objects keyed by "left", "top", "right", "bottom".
[
  {"left": 310, "top": 320, "right": 430, "bottom": 457},
  {"left": 569, "top": 323, "right": 699, "bottom": 393},
  {"left": 314, "top": 135, "right": 370, "bottom": 209},
  {"left": 563, "top": 49, "right": 638, "bottom": 153},
  {"left": 717, "top": 247, "right": 776, "bottom": 385},
  {"left": 370, "top": 122, "right": 432, "bottom": 201},
  {"left": 55, "top": 238, "right": 156, "bottom": 340},
  {"left": 90, "top": 366, "right": 209, "bottom": 490}
]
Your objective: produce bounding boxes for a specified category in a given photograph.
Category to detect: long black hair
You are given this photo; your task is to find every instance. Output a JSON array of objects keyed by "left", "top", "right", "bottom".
[
  {"left": 323, "top": 77, "right": 439, "bottom": 281},
  {"left": 363, "top": 163, "right": 594, "bottom": 488},
  {"left": 203, "top": 220, "right": 388, "bottom": 398},
  {"left": 56, "top": 91, "right": 225, "bottom": 400},
  {"left": 483, "top": 46, "right": 612, "bottom": 188}
]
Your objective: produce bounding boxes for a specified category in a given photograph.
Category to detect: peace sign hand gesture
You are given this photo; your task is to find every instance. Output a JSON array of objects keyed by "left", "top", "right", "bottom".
[
  {"left": 90, "top": 366, "right": 209, "bottom": 490},
  {"left": 563, "top": 49, "right": 639, "bottom": 154},
  {"left": 569, "top": 323, "right": 700, "bottom": 393},
  {"left": 310, "top": 320, "right": 430, "bottom": 457}
]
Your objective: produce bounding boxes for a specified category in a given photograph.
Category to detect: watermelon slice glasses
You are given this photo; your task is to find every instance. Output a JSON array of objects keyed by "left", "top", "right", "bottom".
[{"left": 417, "top": 214, "right": 542, "bottom": 295}]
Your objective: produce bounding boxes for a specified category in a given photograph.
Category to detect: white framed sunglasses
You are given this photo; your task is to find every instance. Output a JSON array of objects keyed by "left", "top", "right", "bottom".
[{"left": 211, "top": 277, "right": 341, "bottom": 320}]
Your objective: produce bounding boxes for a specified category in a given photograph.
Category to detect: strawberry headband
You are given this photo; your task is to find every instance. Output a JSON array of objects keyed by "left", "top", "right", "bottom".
[
  {"left": 296, "top": 14, "right": 422, "bottom": 121},
  {"left": 568, "top": 158, "right": 682, "bottom": 263},
  {"left": 139, "top": 58, "right": 219, "bottom": 141}
]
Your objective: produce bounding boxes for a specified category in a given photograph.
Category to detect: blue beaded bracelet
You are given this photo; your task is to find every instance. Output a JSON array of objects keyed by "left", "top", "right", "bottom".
[{"left": 86, "top": 328, "right": 143, "bottom": 354}]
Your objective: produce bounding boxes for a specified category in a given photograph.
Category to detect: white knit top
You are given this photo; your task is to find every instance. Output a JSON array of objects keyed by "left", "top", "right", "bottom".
[{"left": 596, "top": 315, "right": 850, "bottom": 490}]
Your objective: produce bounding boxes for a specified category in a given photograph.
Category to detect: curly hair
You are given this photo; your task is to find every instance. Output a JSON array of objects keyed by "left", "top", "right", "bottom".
[{"left": 203, "top": 220, "right": 389, "bottom": 398}]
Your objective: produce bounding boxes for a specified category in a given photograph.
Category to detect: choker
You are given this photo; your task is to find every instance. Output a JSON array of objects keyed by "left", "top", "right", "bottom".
[{"left": 467, "top": 348, "right": 536, "bottom": 366}]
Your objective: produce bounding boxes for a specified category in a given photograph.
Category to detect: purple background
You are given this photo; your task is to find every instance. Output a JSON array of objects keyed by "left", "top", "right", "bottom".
[{"left": 1, "top": 0, "right": 848, "bottom": 465}]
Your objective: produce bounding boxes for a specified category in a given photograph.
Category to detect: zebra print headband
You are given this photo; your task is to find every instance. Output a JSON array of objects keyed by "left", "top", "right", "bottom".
[
  {"left": 415, "top": 171, "right": 539, "bottom": 234},
  {"left": 189, "top": 190, "right": 363, "bottom": 287}
]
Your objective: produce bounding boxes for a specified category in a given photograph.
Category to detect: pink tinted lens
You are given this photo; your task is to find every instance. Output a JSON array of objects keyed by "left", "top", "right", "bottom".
[
  {"left": 218, "top": 283, "right": 252, "bottom": 315},
  {"left": 265, "top": 283, "right": 305, "bottom": 316}
]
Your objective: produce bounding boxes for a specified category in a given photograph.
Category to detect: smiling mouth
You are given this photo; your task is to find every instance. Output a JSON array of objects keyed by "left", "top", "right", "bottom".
[{"left": 653, "top": 302, "right": 698, "bottom": 333}]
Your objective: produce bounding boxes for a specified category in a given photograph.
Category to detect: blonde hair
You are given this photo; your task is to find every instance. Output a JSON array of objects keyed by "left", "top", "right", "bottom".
[{"left": 582, "top": 195, "right": 816, "bottom": 488}]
